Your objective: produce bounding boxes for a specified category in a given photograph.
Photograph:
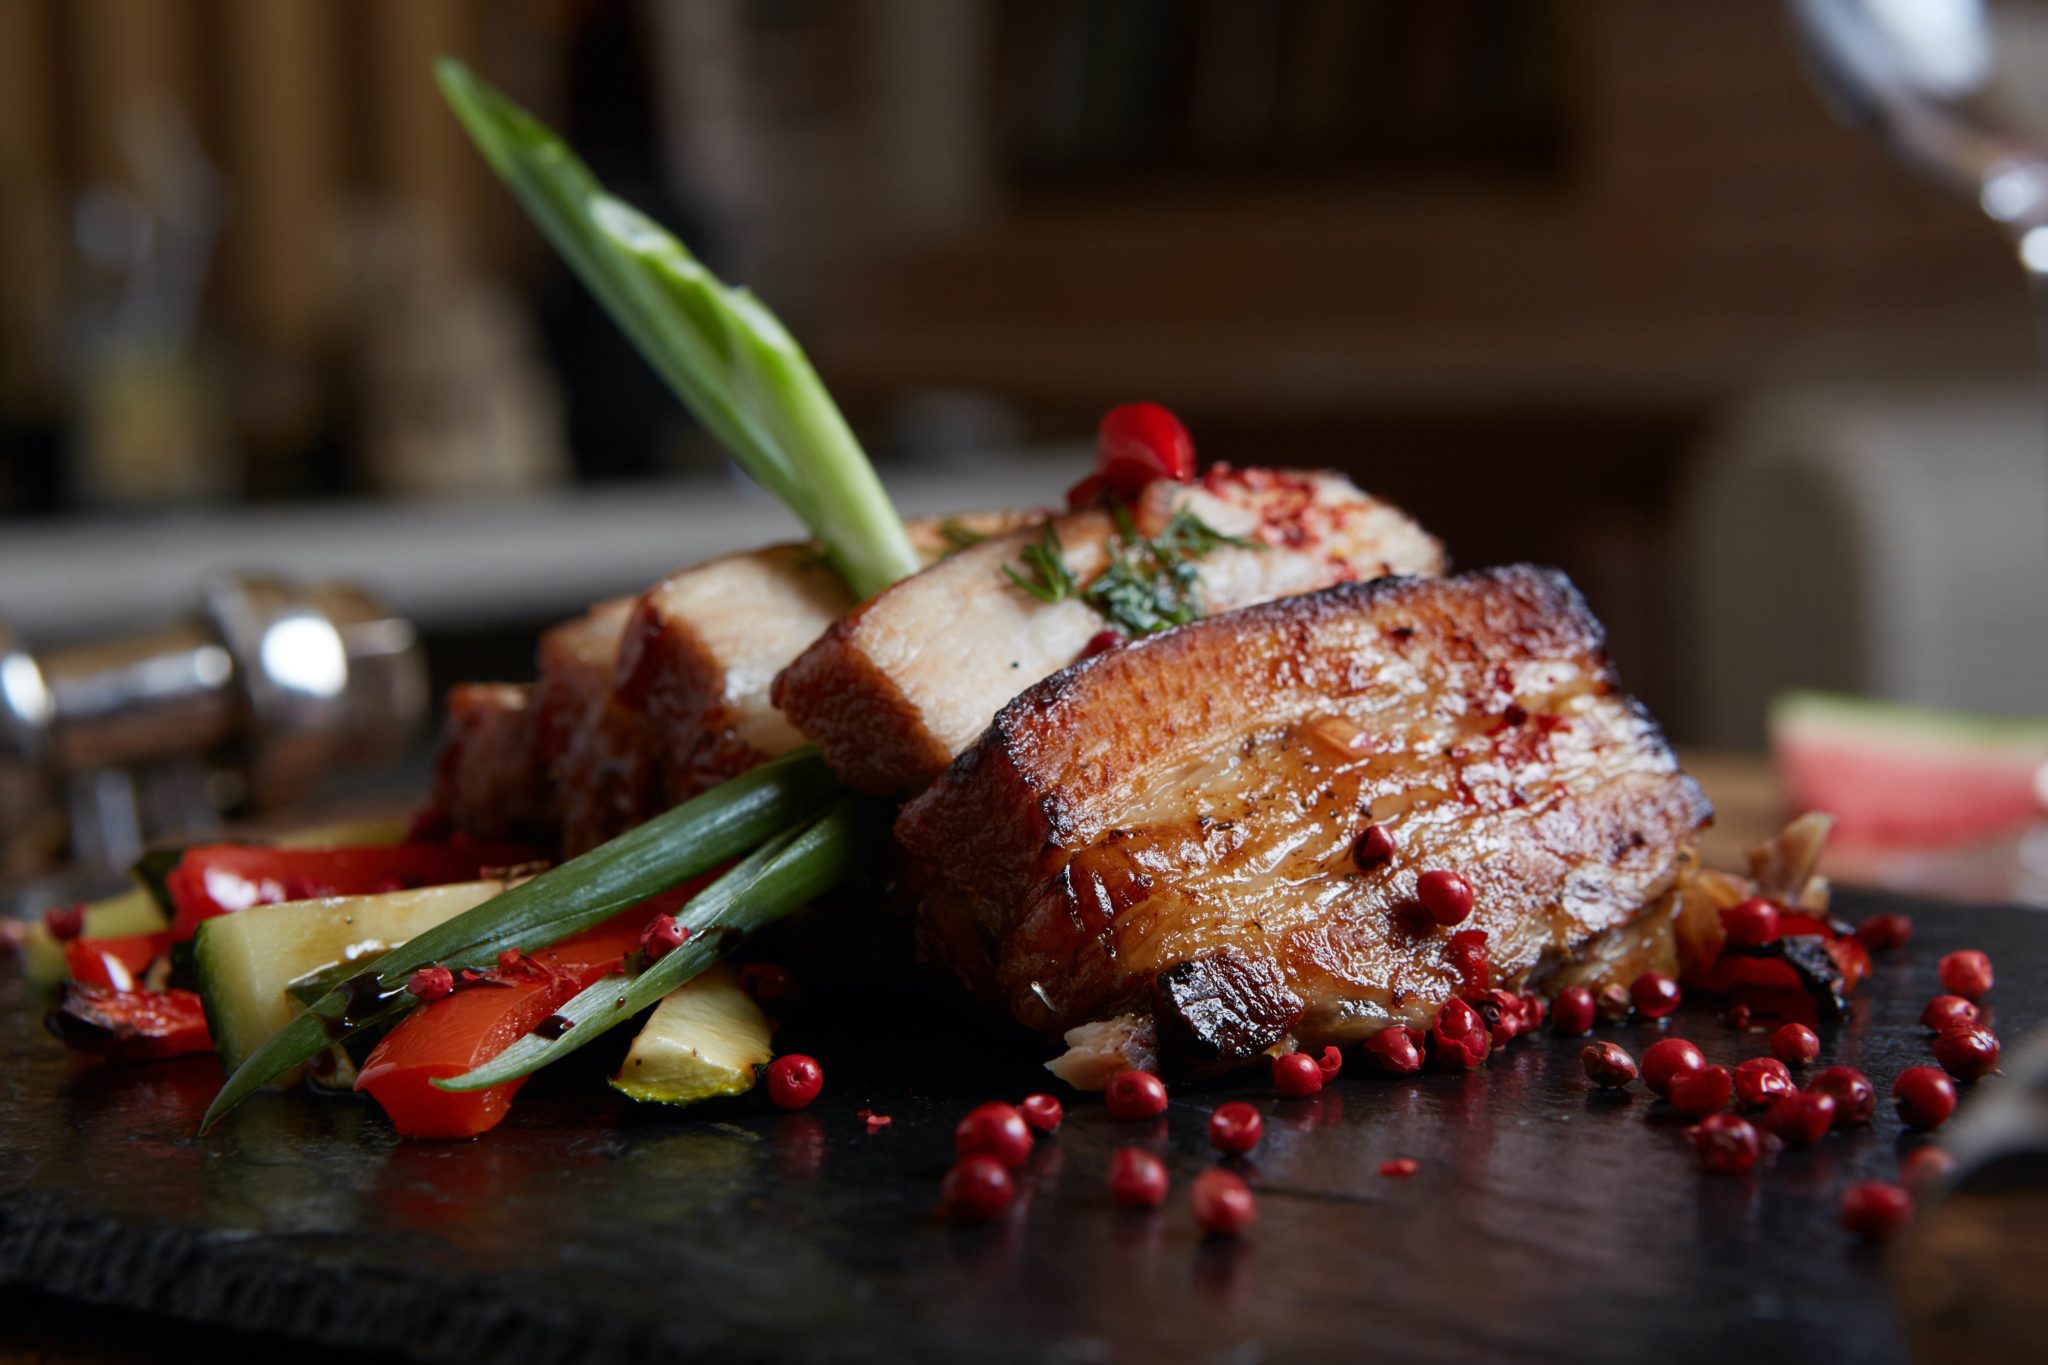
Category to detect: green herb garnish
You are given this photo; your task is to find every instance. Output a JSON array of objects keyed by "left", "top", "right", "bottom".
[
  {"left": 938, "top": 520, "right": 990, "bottom": 554},
  {"left": 1005, "top": 504, "right": 1255, "bottom": 636},
  {"left": 1002, "top": 521, "right": 1078, "bottom": 603}
]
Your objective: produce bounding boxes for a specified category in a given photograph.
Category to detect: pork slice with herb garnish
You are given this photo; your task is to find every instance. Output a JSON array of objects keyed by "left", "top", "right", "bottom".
[
  {"left": 893, "top": 566, "right": 1711, "bottom": 1082},
  {"left": 773, "top": 468, "right": 1446, "bottom": 796}
]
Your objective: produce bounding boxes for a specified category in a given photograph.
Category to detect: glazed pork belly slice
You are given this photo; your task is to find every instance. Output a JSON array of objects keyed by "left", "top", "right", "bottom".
[
  {"left": 613, "top": 512, "right": 1032, "bottom": 803},
  {"left": 536, "top": 597, "right": 660, "bottom": 855},
  {"left": 775, "top": 468, "right": 1446, "bottom": 796},
  {"left": 429, "top": 683, "right": 553, "bottom": 845},
  {"left": 894, "top": 566, "right": 1712, "bottom": 1082}
]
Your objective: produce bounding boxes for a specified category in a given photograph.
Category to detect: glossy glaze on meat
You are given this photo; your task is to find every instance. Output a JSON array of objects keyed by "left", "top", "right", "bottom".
[
  {"left": 538, "top": 598, "right": 660, "bottom": 854},
  {"left": 895, "top": 566, "right": 1711, "bottom": 1074},
  {"left": 776, "top": 469, "right": 1445, "bottom": 796},
  {"left": 429, "top": 683, "right": 552, "bottom": 845}
]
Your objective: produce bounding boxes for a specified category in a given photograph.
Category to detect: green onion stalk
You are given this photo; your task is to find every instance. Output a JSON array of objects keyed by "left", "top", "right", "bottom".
[{"left": 201, "top": 62, "right": 916, "bottom": 1130}]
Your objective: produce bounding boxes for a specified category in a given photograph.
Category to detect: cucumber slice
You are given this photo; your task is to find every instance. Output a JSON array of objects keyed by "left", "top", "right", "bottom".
[
  {"left": 611, "top": 965, "right": 773, "bottom": 1107},
  {"left": 193, "top": 880, "right": 504, "bottom": 1088},
  {"left": 21, "top": 886, "right": 167, "bottom": 987}
]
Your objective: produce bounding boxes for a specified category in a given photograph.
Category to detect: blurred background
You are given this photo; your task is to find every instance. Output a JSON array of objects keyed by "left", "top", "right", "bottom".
[{"left": 1, "top": 0, "right": 2045, "bottom": 898}]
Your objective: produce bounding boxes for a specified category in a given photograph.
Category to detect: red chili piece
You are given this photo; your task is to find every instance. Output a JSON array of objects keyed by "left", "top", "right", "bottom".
[
  {"left": 1900, "top": 1144, "right": 1955, "bottom": 1188},
  {"left": 1732, "top": 1057, "right": 1793, "bottom": 1108},
  {"left": 1932, "top": 1026, "right": 2000, "bottom": 1082},
  {"left": 1807, "top": 1066, "right": 1875, "bottom": 1124},
  {"left": 1363, "top": 1025, "right": 1424, "bottom": 1076},
  {"left": 738, "top": 962, "right": 798, "bottom": 1008},
  {"left": 940, "top": 1154, "right": 1015, "bottom": 1222},
  {"left": 1582, "top": 1042, "right": 1638, "bottom": 1089},
  {"left": 1208, "top": 1101, "right": 1264, "bottom": 1156},
  {"left": 1721, "top": 898, "right": 1781, "bottom": 948},
  {"left": 1109, "top": 1148, "right": 1168, "bottom": 1208},
  {"left": 1770, "top": 1022, "right": 1820, "bottom": 1067},
  {"left": 1892, "top": 1066, "right": 1957, "bottom": 1131},
  {"left": 1019, "top": 1093, "right": 1063, "bottom": 1134},
  {"left": 1316, "top": 1045, "right": 1344, "bottom": 1080},
  {"left": 1379, "top": 1157, "right": 1420, "bottom": 1178},
  {"left": 1417, "top": 870, "right": 1475, "bottom": 927},
  {"left": 1271, "top": 1052, "right": 1324, "bottom": 1097},
  {"left": 638, "top": 913, "right": 688, "bottom": 962},
  {"left": 1689, "top": 1113, "right": 1761, "bottom": 1175},
  {"left": 955, "top": 1102, "right": 1033, "bottom": 1169},
  {"left": 42, "top": 904, "right": 85, "bottom": 943},
  {"left": 1764, "top": 1089, "right": 1836, "bottom": 1148},
  {"left": 1105, "top": 1068, "right": 1170, "bottom": 1118},
  {"left": 1095, "top": 401, "right": 1197, "bottom": 497},
  {"left": 1429, "top": 998, "right": 1491, "bottom": 1069},
  {"left": 1353, "top": 824, "right": 1395, "bottom": 870},
  {"left": 1839, "top": 1181, "right": 1913, "bottom": 1241},
  {"left": 1667, "top": 1065, "right": 1733, "bottom": 1119},
  {"left": 406, "top": 964, "right": 455, "bottom": 1003},
  {"left": 1642, "top": 1038, "right": 1704, "bottom": 1098},
  {"left": 1937, "top": 950, "right": 1994, "bottom": 1001},
  {"left": 765, "top": 1054, "right": 823, "bottom": 1111},
  {"left": 1551, "top": 986, "right": 1596, "bottom": 1036},
  {"left": 43, "top": 982, "right": 211, "bottom": 1062},
  {"left": 1191, "top": 1168, "right": 1256, "bottom": 1237},
  {"left": 1629, "top": 972, "right": 1682, "bottom": 1020},
  {"left": 1853, "top": 913, "right": 1912, "bottom": 953},
  {"left": 1920, "top": 995, "right": 1980, "bottom": 1033}
]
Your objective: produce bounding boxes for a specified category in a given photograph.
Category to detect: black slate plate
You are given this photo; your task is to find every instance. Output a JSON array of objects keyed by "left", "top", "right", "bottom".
[{"left": 0, "top": 892, "right": 2036, "bottom": 1365}]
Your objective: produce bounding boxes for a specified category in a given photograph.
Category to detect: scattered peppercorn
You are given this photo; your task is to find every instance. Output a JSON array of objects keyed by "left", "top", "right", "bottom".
[
  {"left": 765, "top": 1054, "right": 823, "bottom": 1110},
  {"left": 1582, "top": 1041, "right": 1638, "bottom": 1089},
  {"left": 1444, "top": 929, "right": 1491, "bottom": 994},
  {"left": 1595, "top": 983, "right": 1633, "bottom": 1022},
  {"left": 1208, "top": 1101, "right": 1264, "bottom": 1156},
  {"left": 1517, "top": 992, "right": 1548, "bottom": 1032},
  {"left": 1764, "top": 1089, "right": 1836, "bottom": 1148},
  {"left": 1932, "top": 1026, "right": 2000, "bottom": 1082},
  {"left": 738, "top": 962, "right": 798, "bottom": 1007},
  {"left": 1353, "top": 824, "right": 1396, "bottom": 870},
  {"left": 1722, "top": 1004, "right": 1752, "bottom": 1030},
  {"left": 940, "top": 1154, "right": 1015, "bottom": 1222},
  {"left": 1732, "top": 1057, "right": 1793, "bottom": 1108},
  {"left": 955, "top": 1102, "right": 1034, "bottom": 1169},
  {"left": 1807, "top": 1066, "right": 1875, "bottom": 1124},
  {"left": 1839, "top": 1180, "right": 1913, "bottom": 1241},
  {"left": 1417, "top": 870, "right": 1475, "bottom": 927},
  {"left": 1363, "top": 1025, "right": 1424, "bottom": 1076},
  {"left": 1474, "top": 989, "right": 1524, "bottom": 1048},
  {"left": 1020, "top": 1093, "right": 1063, "bottom": 1134},
  {"left": 1105, "top": 1068, "right": 1170, "bottom": 1118},
  {"left": 1082, "top": 629, "right": 1124, "bottom": 658},
  {"left": 1317, "top": 1045, "right": 1344, "bottom": 1080},
  {"left": 41, "top": 904, "right": 84, "bottom": 942},
  {"left": 1642, "top": 1038, "right": 1705, "bottom": 1098},
  {"left": 1668, "top": 1065, "right": 1733, "bottom": 1119},
  {"left": 1271, "top": 1051, "right": 1325, "bottom": 1097},
  {"left": 1689, "top": 1113, "right": 1761, "bottom": 1175},
  {"left": 405, "top": 964, "right": 454, "bottom": 1002},
  {"left": 1191, "top": 1168, "right": 1257, "bottom": 1236},
  {"left": 1770, "top": 1022, "right": 1820, "bottom": 1067},
  {"left": 1551, "top": 985, "right": 1596, "bottom": 1036},
  {"left": 1921, "top": 995, "right": 1980, "bottom": 1033},
  {"left": 1379, "top": 1157, "right": 1419, "bottom": 1178},
  {"left": 1892, "top": 1066, "right": 1957, "bottom": 1131},
  {"left": 1853, "top": 913, "right": 1912, "bottom": 953},
  {"left": 1629, "top": 972, "right": 1682, "bottom": 1020},
  {"left": 1937, "top": 949, "right": 1994, "bottom": 1001},
  {"left": 1429, "top": 998, "right": 1492, "bottom": 1069},
  {"left": 1721, "top": 898, "right": 1781, "bottom": 948},
  {"left": 1900, "top": 1144, "right": 1955, "bottom": 1188},
  {"left": 1109, "top": 1147, "right": 1168, "bottom": 1208},
  {"left": 638, "top": 913, "right": 688, "bottom": 962}
]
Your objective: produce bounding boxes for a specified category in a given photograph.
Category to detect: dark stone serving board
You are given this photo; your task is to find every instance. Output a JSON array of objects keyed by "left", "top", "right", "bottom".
[{"left": 0, "top": 892, "right": 2036, "bottom": 1365}]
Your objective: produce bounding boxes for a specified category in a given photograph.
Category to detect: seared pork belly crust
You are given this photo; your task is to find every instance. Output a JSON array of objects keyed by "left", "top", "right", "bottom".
[
  {"left": 776, "top": 469, "right": 1445, "bottom": 796},
  {"left": 537, "top": 598, "right": 660, "bottom": 855},
  {"left": 895, "top": 566, "right": 1711, "bottom": 1075},
  {"left": 429, "top": 683, "right": 552, "bottom": 844}
]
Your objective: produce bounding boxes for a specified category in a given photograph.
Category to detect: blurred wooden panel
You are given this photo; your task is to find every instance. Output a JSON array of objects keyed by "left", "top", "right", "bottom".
[
  {"left": 66, "top": 0, "right": 197, "bottom": 184},
  {"left": 365, "top": 0, "right": 480, "bottom": 262},
  {"left": 0, "top": 0, "right": 63, "bottom": 408}
]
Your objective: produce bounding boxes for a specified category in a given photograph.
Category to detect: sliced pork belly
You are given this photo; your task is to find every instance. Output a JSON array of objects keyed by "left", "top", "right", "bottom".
[
  {"left": 894, "top": 566, "right": 1711, "bottom": 1078},
  {"left": 429, "top": 683, "right": 552, "bottom": 845},
  {"left": 536, "top": 597, "right": 659, "bottom": 854},
  {"left": 613, "top": 512, "right": 1032, "bottom": 802},
  {"left": 775, "top": 468, "right": 1446, "bottom": 796}
]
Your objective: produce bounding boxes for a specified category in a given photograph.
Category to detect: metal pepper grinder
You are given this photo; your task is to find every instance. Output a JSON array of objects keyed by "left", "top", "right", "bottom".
[{"left": 0, "top": 573, "right": 427, "bottom": 887}]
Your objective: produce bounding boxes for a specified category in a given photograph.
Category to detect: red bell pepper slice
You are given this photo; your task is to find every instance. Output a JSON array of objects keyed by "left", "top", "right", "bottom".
[
  {"left": 164, "top": 843, "right": 506, "bottom": 941},
  {"left": 45, "top": 982, "right": 212, "bottom": 1062},
  {"left": 353, "top": 907, "right": 656, "bottom": 1140},
  {"left": 64, "top": 933, "right": 171, "bottom": 991}
]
